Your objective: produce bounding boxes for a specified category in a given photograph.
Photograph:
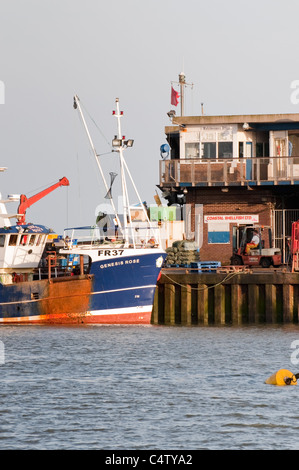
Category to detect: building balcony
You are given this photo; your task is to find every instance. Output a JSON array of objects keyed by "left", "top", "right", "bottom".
[{"left": 159, "top": 156, "right": 299, "bottom": 188}]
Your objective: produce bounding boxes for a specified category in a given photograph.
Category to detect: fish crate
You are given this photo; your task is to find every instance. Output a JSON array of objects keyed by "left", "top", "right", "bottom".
[{"left": 190, "top": 261, "right": 221, "bottom": 273}]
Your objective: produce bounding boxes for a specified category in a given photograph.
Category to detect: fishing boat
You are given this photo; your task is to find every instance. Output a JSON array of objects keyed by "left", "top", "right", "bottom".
[
  {"left": 57, "top": 96, "right": 166, "bottom": 324},
  {"left": 0, "top": 97, "right": 165, "bottom": 324},
  {"left": 0, "top": 174, "right": 93, "bottom": 324}
]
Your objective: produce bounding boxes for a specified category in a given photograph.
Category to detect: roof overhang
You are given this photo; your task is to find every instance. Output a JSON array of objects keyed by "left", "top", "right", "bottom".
[{"left": 165, "top": 113, "right": 299, "bottom": 133}]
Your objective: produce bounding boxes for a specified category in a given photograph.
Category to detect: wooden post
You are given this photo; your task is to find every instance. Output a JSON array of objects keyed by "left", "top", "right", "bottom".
[
  {"left": 248, "top": 284, "right": 259, "bottom": 323},
  {"left": 181, "top": 284, "right": 192, "bottom": 325},
  {"left": 231, "top": 284, "right": 242, "bottom": 324},
  {"left": 164, "top": 283, "right": 176, "bottom": 325},
  {"left": 283, "top": 284, "right": 293, "bottom": 323},
  {"left": 197, "top": 284, "right": 209, "bottom": 324},
  {"left": 152, "top": 288, "right": 159, "bottom": 324},
  {"left": 265, "top": 284, "right": 276, "bottom": 323},
  {"left": 215, "top": 284, "right": 226, "bottom": 324}
]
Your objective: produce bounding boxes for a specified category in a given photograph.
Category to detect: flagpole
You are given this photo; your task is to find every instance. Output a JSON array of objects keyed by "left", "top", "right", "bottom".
[
  {"left": 171, "top": 73, "right": 193, "bottom": 117},
  {"left": 179, "top": 71, "right": 185, "bottom": 116}
]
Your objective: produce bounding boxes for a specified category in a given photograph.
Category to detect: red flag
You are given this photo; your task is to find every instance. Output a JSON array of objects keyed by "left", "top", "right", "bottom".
[{"left": 171, "top": 86, "right": 179, "bottom": 106}]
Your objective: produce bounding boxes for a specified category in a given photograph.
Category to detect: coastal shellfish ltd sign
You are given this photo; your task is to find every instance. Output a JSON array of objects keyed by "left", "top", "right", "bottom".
[{"left": 204, "top": 214, "right": 259, "bottom": 223}]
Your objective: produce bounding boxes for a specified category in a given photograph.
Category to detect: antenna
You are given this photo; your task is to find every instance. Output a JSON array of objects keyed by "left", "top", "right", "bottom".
[
  {"left": 172, "top": 72, "right": 194, "bottom": 116},
  {"left": 179, "top": 71, "right": 186, "bottom": 117}
]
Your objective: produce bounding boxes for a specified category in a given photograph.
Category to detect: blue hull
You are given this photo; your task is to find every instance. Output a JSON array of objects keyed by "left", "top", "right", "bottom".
[{"left": 87, "top": 250, "right": 166, "bottom": 323}]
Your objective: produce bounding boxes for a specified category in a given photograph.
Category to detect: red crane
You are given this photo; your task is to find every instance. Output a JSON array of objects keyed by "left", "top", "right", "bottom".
[{"left": 17, "top": 177, "right": 70, "bottom": 225}]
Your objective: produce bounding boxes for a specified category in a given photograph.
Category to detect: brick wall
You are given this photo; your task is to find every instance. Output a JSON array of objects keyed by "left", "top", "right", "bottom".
[{"left": 187, "top": 188, "right": 274, "bottom": 265}]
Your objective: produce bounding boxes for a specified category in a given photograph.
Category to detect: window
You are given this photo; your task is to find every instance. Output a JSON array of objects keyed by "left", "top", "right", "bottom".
[
  {"left": 256, "top": 142, "right": 270, "bottom": 157},
  {"left": 20, "top": 234, "right": 28, "bottom": 245},
  {"left": 29, "top": 235, "right": 36, "bottom": 245},
  {"left": 203, "top": 142, "right": 216, "bottom": 159},
  {"left": 207, "top": 222, "right": 230, "bottom": 244},
  {"left": 36, "top": 234, "right": 43, "bottom": 246},
  {"left": 185, "top": 143, "right": 199, "bottom": 159},
  {"left": 0, "top": 235, "right": 5, "bottom": 247},
  {"left": 239, "top": 142, "right": 244, "bottom": 158},
  {"left": 218, "top": 142, "right": 233, "bottom": 159},
  {"left": 188, "top": 126, "right": 235, "bottom": 160},
  {"left": 256, "top": 143, "right": 263, "bottom": 157},
  {"left": 9, "top": 235, "right": 18, "bottom": 246}
]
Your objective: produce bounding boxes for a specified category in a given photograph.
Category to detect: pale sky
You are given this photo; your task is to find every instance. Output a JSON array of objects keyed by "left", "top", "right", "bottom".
[{"left": 0, "top": 0, "right": 298, "bottom": 233}]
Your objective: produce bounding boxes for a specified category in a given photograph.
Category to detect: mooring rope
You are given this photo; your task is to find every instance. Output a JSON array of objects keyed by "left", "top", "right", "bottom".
[{"left": 162, "top": 270, "right": 244, "bottom": 291}]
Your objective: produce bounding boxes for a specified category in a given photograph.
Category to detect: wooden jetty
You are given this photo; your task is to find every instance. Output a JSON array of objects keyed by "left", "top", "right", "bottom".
[{"left": 152, "top": 268, "right": 299, "bottom": 325}]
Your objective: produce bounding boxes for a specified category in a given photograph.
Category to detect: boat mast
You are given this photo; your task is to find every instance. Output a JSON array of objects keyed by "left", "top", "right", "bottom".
[
  {"left": 75, "top": 95, "right": 158, "bottom": 247},
  {"left": 113, "top": 98, "right": 134, "bottom": 246},
  {"left": 73, "top": 95, "right": 122, "bottom": 230},
  {"left": 113, "top": 99, "right": 159, "bottom": 245}
]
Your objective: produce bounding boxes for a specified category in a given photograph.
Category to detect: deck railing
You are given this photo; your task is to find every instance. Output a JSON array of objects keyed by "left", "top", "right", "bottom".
[
  {"left": 160, "top": 156, "right": 299, "bottom": 186},
  {"left": 62, "top": 224, "right": 162, "bottom": 249}
]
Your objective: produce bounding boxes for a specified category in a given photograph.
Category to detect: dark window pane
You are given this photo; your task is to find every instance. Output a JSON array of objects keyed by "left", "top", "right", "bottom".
[
  {"left": 218, "top": 142, "right": 233, "bottom": 158},
  {"left": 9, "top": 235, "right": 18, "bottom": 246},
  {"left": 256, "top": 143, "right": 263, "bottom": 157},
  {"left": 203, "top": 142, "right": 216, "bottom": 159},
  {"left": 239, "top": 142, "right": 244, "bottom": 158}
]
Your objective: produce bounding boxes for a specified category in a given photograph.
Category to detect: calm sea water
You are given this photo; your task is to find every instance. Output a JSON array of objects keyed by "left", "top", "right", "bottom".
[{"left": 1, "top": 323, "right": 299, "bottom": 450}]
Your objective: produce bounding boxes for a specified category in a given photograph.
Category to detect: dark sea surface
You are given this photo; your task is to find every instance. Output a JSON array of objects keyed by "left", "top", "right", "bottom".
[{"left": 1, "top": 323, "right": 299, "bottom": 450}]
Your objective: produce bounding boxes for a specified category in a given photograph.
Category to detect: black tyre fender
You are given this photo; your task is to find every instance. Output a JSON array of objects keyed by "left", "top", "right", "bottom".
[
  {"left": 231, "top": 255, "right": 243, "bottom": 265},
  {"left": 260, "top": 257, "right": 271, "bottom": 268}
]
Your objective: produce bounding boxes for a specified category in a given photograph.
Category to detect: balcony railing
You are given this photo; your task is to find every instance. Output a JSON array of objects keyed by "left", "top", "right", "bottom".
[{"left": 160, "top": 156, "right": 299, "bottom": 187}]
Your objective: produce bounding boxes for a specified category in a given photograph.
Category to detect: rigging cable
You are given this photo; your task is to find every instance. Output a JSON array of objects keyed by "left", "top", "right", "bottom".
[
  {"left": 25, "top": 179, "right": 63, "bottom": 198},
  {"left": 79, "top": 99, "right": 111, "bottom": 149}
]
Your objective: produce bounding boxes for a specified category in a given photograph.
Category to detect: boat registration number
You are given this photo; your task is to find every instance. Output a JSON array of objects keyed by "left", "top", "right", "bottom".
[{"left": 98, "top": 249, "right": 124, "bottom": 257}]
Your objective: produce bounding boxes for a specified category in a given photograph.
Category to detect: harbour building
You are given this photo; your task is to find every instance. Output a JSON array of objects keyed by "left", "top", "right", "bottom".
[{"left": 159, "top": 110, "right": 299, "bottom": 266}]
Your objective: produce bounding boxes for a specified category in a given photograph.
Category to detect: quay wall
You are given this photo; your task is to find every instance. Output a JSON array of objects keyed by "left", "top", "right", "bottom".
[{"left": 152, "top": 270, "right": 299, "bottom": 325}]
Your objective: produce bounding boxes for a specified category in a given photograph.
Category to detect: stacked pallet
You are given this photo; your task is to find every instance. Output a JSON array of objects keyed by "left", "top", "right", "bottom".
[
  {"left": 190, "top": 261, "right": 221, "bottom": 272},
  {"left": 165, "top": 240, "right": 200, "bottom": 267}
]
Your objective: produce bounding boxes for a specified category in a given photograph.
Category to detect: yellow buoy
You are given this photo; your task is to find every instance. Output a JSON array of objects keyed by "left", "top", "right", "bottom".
[{"left": 265, "top": 369, "right": 298, "bottom": 386}]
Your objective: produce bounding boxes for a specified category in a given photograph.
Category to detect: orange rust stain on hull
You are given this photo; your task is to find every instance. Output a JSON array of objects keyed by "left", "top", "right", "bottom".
[
  {"left": 0, "top": 275, "right": 93, "bottom": 324},
  {"left": 0, "top": 310, "right": 152, "bottom": 325},
  {"left": 40, "top": 275, "right": 93, "bottom": 323},
  {"left": 80, "top": 311, "right": 152, "bottom": 325}
]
